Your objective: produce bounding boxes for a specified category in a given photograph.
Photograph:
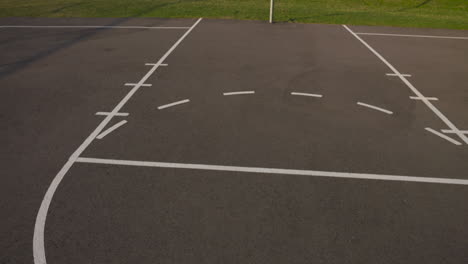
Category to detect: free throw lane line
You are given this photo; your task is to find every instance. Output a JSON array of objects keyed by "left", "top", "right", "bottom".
[
  {"left": 96, "top": 120, "right": 127, "bottom": 139},
  {"left": 355, "top": 32, "right": 468, "bottom": 40},
  {"left": 223, "top": 91, "right": 255, "bottom": 96},
  {"left": 158, "top": 99, "right": 190, "bottom": 110},
  {"left": 33, "top": 18, "right": 204, "bottom": 264},
  {"left": 76, "top": 157, "right": 468, "bottom": 186},
  {"left": 425, "top": 128, "right": 462, "bottom": 146},
  {"left": 344, "top": 25, "right": 468, "bottom": 145},
  {"left": 291, "top": 92, "right": 323, "bottom": 98},
  {"left": 357, "top": 102, "right": 393, "bottom": 115}
]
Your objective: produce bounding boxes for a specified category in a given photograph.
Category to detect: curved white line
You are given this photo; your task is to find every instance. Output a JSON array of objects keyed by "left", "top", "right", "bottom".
[
  {"left": 357, "top": 102, "right": 393, "bottom": 115},
  {"left": 33, "top": 18, "right": 203, "bottom": 264}
]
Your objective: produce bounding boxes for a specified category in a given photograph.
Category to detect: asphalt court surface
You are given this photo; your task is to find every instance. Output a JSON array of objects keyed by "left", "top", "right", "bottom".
[{"left": 1, "top": 18, "right": 468, "bottom": 264}]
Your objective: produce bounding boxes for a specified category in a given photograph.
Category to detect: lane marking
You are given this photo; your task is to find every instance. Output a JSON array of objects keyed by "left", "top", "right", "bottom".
[
  {"left": 441, "top": 129, "right": 468, "bottom": 134},
  {"left": 410, "top": 96, "right": 438, "bottom": 101},
  {"left": 344, "top": 25, "right": 468, "bottom": 145},
  {"left": 0, "top": 25, "right": 191, "bottom": 29},
  {"left": 425, "top": 128, "right": 462, "bottom": 146},
  {"left": 223, "top": 91, "right": 255, "bottom": 96},
  {"left": 357, "top": 102, "right": 393, "bottom": 115},
  {"left": 125, "top": 83, "right": 152, "bottom": 87},
  {"left": 76, "top": 157, "right": 468, "bottom": 186},
  {"left": 146, "top": 63, "right": 168, "bottom": 66},
  {"left": 355, "top": 32, "right": 468, "bottom": 40},
  {"left": 386, "top": 73, "right": 411, "bottom": 77},
  {"left": 96, "top": 112, "right": 129, "bottom": 117},
  {"left": 157, "top": 99, "right": 190, "bottom": 110},
  {"left": 291, "top": 92, "right": 323, "bottom": 98},
  {"left": 96, "top": 120, "right": 127, "bottom": 139},
  {"left": 33, "top": 18, "right": 204, "bottom": 264}
]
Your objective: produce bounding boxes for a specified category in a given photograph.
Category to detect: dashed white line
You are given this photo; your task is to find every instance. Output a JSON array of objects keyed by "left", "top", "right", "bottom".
[
  {"left": 344, "top": 25, "right": 468, "bottom": 145},
  {"left": 291, "top": 92, "right": 323, "bottom": 98},
  {"left": 33, "top": 18, "right": 204, "bottom": 264},
  {"left": 95, "top": 112, "right": 129, "bottom": 117},
  {"left": 386, "top": 73, "right": 411, "bottom": 77},
  {"left": 355, "top": 32, "right": 468, "bottom": 40},
  {"left": 425, "top": 128, "right": 462, "bottom": 146},
  {"left": 96, "top": 120, "right": 128, "bottom": 139},
  {"left": 125, "top": 83, "right": 152, "bottom": 87},
  {"left": 158, "top": 99, "right": 190, "bottom": 110},
  {"left": 357, "top": 102, "right": 393, "bottom": 115},
  {"left": 76, "top": 157, "right": 468, "bottom": 186},
  {"left": 0, "top": 25, "right": 191, "bottom": 29},
  {"left": 410, "top": 96, "right": 438, "bottom": 101},
  {"left": 223, "top": 91, "right": 255, "bottom": 96}
]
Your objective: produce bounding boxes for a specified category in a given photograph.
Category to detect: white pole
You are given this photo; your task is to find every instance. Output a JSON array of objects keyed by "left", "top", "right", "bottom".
[{"left": 269, "top": 0, "right": 274, "bottom": 23}]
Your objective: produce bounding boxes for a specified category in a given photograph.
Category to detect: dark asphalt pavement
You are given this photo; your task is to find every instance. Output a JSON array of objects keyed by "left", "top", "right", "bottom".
[{"left": 1, "top": 18, "right": 467, "bottom": 264}]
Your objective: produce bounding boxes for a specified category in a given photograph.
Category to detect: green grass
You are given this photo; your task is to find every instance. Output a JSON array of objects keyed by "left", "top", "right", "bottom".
[{"left": 0, "top": 0, "right": 467, "bottom": 29}]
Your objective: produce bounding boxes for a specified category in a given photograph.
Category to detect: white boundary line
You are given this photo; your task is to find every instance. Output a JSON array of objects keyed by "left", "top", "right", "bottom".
[
  {"left": 33, "top": 18, "right": 203, "bottom": 264},
  {"left": 157, "top": 99, "right": 190, "bottom": 110},
  {"left": 76, "top": 157, "right": 468, "bottom": 186},
  {"left": 355, "top": 32, "right": 468, "bottom": 40},
  {"left": 223, "top": 91, "right": 255, "bottom": 96},
  {"left": 425, "top": 128, "right": 462, "bottom": 146},
  {"left": 291, "top": 92, "right": 323, "bottom": 98},
  {"left": 357, "top": 102, "right": 393, "bottom": 115},
  {"left": 96, "top": 120, "right": 128, "bottom": 139},
  {"left": 0, "top": 25, "right": 190, "bottom": 29},
  {"left": 344, "top": 25, "right": 468, "bottom": 145}
]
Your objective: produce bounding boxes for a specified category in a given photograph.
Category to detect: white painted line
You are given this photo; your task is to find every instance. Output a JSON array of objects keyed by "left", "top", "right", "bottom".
[
  {"left": 344, "top": 25, "right": 468, "bottom": 145},
  {"left": 357, "top": 102, "right": 393, "bottom": 115},
  {"left": 441, "top": 129, "right": 468, "bottom": 134},
  {"left": 355, "top": 32, "right": 468, "bottom": 40},
  {"left": 425, "top": 128, "right": 462, "bottom": 146},
  {"left": 76, "top": 157, "right": 468, "bottom": 186},
  {"left": 33, "top": 18, "right": 203, "bottom": 264},
  {"left": 95, "top": 112, "right": 129, "bottom": 117},
  {"left": 146, "top": 63, "right": 168, "bottom": 66},
  {"left": 157, "top": 99, "right": 190, "bottom": 110},
  {"left": 291, "top": 92, "right": 323, "bottom": 98},
  {"left": 386, "top": 73, "right": 411, "bottom": 77},
  {"left": 223, "top": 91, "right": 255, "bottom": 96},
  {"left": 410, "top": 96, "right": 438, "bottom": 101},
  {"left": 96, "top": 120, "right": 127, "bottom": 139},
  {"left": 125, "top": 83, "right": 152, "bottom": 87},
  {"left": 0, "top": 25, "right": 191, "bottom": 29}
]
